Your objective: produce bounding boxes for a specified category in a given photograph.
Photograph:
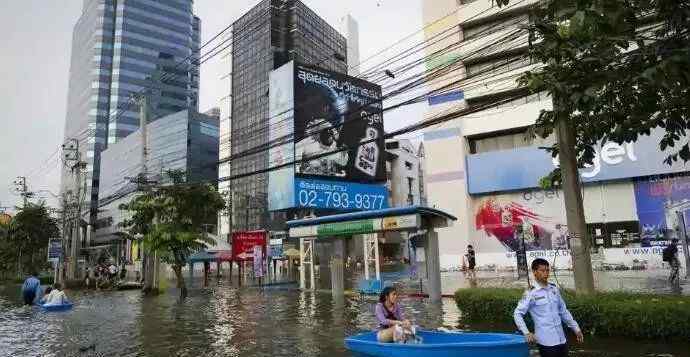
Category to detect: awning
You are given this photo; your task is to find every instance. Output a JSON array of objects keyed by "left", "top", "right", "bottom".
[{"left": 187, "top": 250, "right": 219, "bottom": 263}]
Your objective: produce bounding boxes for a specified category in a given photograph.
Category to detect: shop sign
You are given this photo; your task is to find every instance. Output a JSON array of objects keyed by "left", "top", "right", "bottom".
[
  {"left": 382, "top": 214, "right": 419, "bottom": 231},
  {"left": 317, "top": 219, "right": 376, "bottom": 236},
  {"left": 466, "top": 127, "right": 690, "bottom": 194}
]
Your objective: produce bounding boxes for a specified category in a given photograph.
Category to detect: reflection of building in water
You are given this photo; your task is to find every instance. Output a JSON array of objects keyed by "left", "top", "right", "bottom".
[{"left": 664, "top": 199, "right": 690, "bottom": 239}]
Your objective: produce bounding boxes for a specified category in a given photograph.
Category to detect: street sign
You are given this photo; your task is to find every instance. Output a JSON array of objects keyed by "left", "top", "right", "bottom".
[{"left": 48, "top": 239, "right": 62, "bottom": 262}]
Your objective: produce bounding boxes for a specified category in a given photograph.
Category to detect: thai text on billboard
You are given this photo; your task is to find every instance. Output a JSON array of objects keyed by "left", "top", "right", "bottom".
[{"left": 231, "top": 230, "right": 267, "bottom": 261}]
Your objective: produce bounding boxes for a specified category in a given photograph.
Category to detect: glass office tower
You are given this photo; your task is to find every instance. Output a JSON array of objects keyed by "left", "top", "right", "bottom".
[
  {"left": 227, "top": 0, "right": 347, "bottom": 231},
  {"left": 62, "top": 0, "right": 200, "bottom": 223}
]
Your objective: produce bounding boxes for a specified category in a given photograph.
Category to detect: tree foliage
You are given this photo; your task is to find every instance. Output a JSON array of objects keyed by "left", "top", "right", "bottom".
[
  {"left": 0, "top": 203, "right": 60, "bottom": 279},
  {"left": 120, "top": 170, "right": 225, "bottom": 297},
  {"left": 509, "top": 0, "right": 690, "bottom": 181}
]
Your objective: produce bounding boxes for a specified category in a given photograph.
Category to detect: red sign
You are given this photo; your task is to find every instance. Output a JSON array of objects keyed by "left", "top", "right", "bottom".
[{"left": 231, "top": 230, "right": 267, "bottom": 261}]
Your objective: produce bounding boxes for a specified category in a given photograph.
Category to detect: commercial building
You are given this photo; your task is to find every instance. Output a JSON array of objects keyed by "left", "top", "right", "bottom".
[
  {"left": 422, "top": 0, "right": 688, "bottom": 271},
  {"left": 62, "top": 0, "right": 201, "bottom": 224},
  {"left": 94, "top": 110, "right": 219, "bottom": 259},
  {"left": 222, "top": 0, "right": 348, "bottom": 232},
  {"left": 385, "top": 139, "right": 426, "bottom": 208}
]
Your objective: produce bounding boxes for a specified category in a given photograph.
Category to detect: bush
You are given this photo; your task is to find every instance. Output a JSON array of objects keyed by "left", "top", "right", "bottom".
[{"left": 454, "top": 288, "right": 690, "bottom": 340}]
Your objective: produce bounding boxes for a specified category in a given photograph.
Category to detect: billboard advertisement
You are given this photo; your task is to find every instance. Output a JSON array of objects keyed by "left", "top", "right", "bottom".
[
  {"left": 268, "top": 61, "right": 388, "bottom": 211},
  {"left": 293, "top": 63, "right": 385, "bottom": 181},
  {"left": 231, "top": 230, "right": 267, "bottom": 261},
  {"left": 634, "top": 175, "right": 690, "bottom": 246},
  {"left": 268, "top": 61, "right": 296, "bottom": 211}
]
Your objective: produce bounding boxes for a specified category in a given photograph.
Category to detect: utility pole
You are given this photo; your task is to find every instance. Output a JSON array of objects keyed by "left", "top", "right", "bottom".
[
  {"left": 13, "top": 176, "right": 32, "bottom": 278},
  {"left": 135, "top": 90, "right": 160, "bottom": 295},
  {"left": 554, "top": 106, "right": 595, "bottom": 294},
  {"left": 62, "top": 139, "right": 87, "bottom": 281},
  {"left": 13, "top": 176, "right": 31, "bottom": 208}
]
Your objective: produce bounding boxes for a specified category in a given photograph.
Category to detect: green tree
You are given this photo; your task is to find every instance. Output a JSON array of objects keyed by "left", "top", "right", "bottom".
[
  {"left": 498, "top": 0, "right": 690, "bottom": 293},
  {"left": 1, "top": 203, "right": 60, "bottom": 279},
  {"left": 120, "top": 170, "right": 225, "bottom": 299}
]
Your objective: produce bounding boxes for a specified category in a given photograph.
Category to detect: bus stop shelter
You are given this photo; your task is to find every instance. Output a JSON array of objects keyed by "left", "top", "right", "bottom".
[{"left": 287, "top": 206, "right": 456, "bottom": 302}]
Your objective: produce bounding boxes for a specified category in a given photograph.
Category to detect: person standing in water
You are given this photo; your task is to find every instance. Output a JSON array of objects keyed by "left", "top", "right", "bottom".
[
  {"left": 514, "top": 258, "right": 583, "bottom": 357},
  {"left": 21, "top": 271, "right": 43, "bottom": 305}
]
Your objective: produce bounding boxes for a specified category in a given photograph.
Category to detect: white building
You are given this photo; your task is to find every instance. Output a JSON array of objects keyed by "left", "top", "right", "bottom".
[
  {"left": 386, "top": 139, "right": 424, "bottom": 207},
  {"left": 421, "top": 0, "right": 688, "bottom": 272}
]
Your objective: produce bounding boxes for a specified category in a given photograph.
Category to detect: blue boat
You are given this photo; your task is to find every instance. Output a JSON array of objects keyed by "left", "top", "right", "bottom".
[
  {"left": 39, "top": 302, "right": 73, "bottom": 312},
  {"left": 345, "top": 330, "right": 528, "bottom": 357}
]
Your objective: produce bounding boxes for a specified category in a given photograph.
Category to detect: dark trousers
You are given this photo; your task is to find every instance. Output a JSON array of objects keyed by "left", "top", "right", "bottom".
[
  {"left": 23, "top": 290, "right": 36, "bottom": 305},
  {"left": 538, "top": 344, "right": 568, "bottom": 357}
]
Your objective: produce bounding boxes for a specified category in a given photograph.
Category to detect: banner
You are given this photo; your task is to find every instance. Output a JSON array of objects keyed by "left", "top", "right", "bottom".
[
  {"left": 634, "top": 175, "right": 690, "bottom": 245},
  {"left": 48, "top": 239, "right": 62, "bottom": 262},
  {"left": 253, "top": 245, "right": 264, "bottom": 277},
  {"left": 231, "top": 230, "right": 267, "bottom": 261}
]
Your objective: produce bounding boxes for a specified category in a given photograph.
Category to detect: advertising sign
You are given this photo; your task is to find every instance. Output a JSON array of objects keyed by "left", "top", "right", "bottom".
[
  {"left": 47, "top": 239, "right": 62, "bottom": 262},
  {"left": 294, "top": 63, "right": 385, "bottom": 182},
  {"left": 231, "top": 230, "right": 267, "bottom": 261},
  {"left": 294, "top": 178, "right": 388, "bottom": 210},
  {"left": 268, "top": 61, "right": 296, "bottom": 211},
  {"left": 634, "top": 175, "right": 690, "bottom": 245},
  {"left": 268, "top": 61, "right": 388, "bottom": 212},
  {"left": 253, "top": 245, "right": 264, "bottom": 277},
  {"left": 466, "top": 128, "right": 690, "bottom": 194}
]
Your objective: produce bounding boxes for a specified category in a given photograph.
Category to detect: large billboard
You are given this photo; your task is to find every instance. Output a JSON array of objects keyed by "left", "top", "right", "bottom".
[
  {"left": 293, "top": 63, "right": 385, "bottom": 181},
  {"left": 268, "top": 61, "right": 388, "bottom": 211},
  {"left": 634, "top": 175, "right": 690, "bottom": 246}
]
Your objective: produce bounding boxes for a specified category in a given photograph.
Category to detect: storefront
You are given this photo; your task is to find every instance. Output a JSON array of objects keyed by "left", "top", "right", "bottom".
[{"left": 460, "top": 128, "right": 690, "bottom": 270}]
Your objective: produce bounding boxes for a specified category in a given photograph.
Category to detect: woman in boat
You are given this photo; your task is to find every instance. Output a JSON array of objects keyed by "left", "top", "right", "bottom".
[
  {"left": 42, "top": 283, "right": 69, "bottom": 306},
  {"left": 375, "top": 286, "right": 412, "bottom": 342}
]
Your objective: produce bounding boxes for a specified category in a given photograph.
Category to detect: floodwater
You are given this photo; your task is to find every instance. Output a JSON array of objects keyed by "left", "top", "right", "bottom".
[{"left": 0, "top": 277, "right": 688, "bottom": 357}]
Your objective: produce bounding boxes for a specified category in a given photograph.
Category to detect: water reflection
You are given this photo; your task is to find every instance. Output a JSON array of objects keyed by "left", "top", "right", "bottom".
[{"left": 0, "top": 281, "right": 687, "bottom": 357}]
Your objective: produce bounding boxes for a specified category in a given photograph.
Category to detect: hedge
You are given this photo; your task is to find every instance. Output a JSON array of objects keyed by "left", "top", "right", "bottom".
[{"left": 454, "top": 288, "right": 690, "bottom": 340}]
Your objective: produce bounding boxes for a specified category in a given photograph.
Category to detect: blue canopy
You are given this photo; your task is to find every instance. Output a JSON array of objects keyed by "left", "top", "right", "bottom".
[
  {"left": 187, "top": 250, "right": 219, "bottom": 263},
  {"left": 286, "top": 205, "right": 457, "bottom": 228}
]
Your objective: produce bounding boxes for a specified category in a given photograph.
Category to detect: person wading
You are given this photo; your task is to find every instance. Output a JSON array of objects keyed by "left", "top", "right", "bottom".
[{"left": 513, "top": 258, "right": 584, "bottom": 357}]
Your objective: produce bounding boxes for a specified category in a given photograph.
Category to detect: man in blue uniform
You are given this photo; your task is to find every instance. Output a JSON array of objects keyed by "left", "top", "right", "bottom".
[
  {"left": 21, "top": 270, "right": 43, "bottom": 305},
  {"left": 514, "top": 258, "right": 584, "bottom": 357}
]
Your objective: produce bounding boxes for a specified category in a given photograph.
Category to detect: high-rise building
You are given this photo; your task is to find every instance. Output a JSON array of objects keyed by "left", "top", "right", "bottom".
[
  {"left": 223, "top": 0, "right": 347, "bottom": 232},
  {"left": 62, "top": 0, "right": 201, "bottom": 224}
]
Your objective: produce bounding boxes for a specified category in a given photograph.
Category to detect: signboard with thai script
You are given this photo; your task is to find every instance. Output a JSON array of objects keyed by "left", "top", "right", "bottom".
[
  {"left": 289, "top": 214, "right": 421, "bottom": 238},
  {"left": 231, "top": 230, "right": 267, "bottom": 261},
  {"left": 47, "top": 239, "right": 62, "bottom": 262}
]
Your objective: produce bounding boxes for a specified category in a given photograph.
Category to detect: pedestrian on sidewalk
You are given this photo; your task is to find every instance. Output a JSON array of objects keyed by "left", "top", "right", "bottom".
[{"left": 513, "top": 258, "right": 583, "bottom": 357}]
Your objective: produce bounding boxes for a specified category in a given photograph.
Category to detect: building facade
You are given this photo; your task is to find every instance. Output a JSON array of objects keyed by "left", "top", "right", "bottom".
[
  {"left": 223, "top": 0, "right": 347, "bottom": 232},
  {"left": 62, "top": 0, "right": 201, "bottom": 224},
  {"left": 422, "top": 0, "right": 688, "bottom": 272},
  {"left": 385, "top": 139, "right": 424, "bottom": 208},
  {"left": 95, "top": 109, "right": 219, "bottom": 247}
]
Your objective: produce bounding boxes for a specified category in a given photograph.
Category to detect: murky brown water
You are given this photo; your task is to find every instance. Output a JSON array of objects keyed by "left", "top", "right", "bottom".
[{"left": 0, "top": 278, "right": 688, "bottom": 357}]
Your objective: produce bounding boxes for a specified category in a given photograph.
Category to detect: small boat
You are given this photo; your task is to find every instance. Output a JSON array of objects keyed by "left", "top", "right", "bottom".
[
  {"left": 39, "top": 302, "right": 73, "bottom": 312},
  {"left": 345, "top": 330, "right": 528, "bottom": 357}
]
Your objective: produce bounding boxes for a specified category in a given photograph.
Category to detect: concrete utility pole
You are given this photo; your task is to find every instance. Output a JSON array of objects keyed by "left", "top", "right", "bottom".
[
  {"left": 136, "top": 91, "right": 160, "bottom": 295},
  {"left": 13, "top": 176, "right": 31, "bottom": 208},
  {"left": 555, "top": 113, "right": 595, "bottom": 294},
  {"left": 63, "top": 138, "right": 87, "bottom": 280}
]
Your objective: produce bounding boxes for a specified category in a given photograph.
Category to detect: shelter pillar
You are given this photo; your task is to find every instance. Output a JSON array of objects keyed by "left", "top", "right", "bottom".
[
  {"left": 330, "top": 238, "right": 345, "bottom": 297},
  {"left": 426, "top": 229, "right": 442, "bottom": 303}
]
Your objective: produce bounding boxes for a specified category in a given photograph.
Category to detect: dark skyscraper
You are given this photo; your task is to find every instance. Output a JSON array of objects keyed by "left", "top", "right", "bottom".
[
  {"left": 225, "top": 0, "right": 347, "bottom": 231},
  {"left": 62, "top": 0, "right": 201, "bottom": 223}
]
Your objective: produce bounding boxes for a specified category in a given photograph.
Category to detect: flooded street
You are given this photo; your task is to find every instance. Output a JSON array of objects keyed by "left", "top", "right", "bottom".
[{"left": 1, "top": 276, "right": 689, "bottom": 357}]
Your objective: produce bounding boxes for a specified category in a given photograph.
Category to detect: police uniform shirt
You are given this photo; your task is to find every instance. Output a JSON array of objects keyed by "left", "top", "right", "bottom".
[{"left": 513, "top": 283, "right": 581, "bottom": 347}]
